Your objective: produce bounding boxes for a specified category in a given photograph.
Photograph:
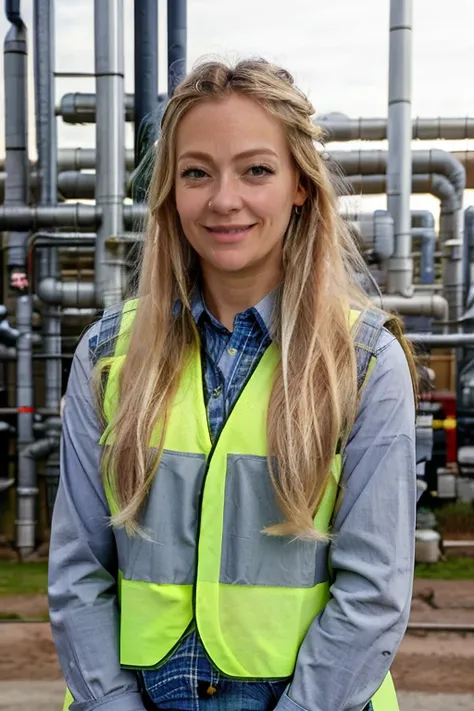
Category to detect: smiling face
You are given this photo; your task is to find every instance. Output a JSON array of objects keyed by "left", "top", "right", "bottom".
[{"left": 174, "top": 94, "right": 306, "bottom": 284}]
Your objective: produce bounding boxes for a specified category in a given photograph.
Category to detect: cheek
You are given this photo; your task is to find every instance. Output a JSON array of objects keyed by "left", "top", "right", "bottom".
[
  {"left": 175, "top": 189, "right": 204, "bottom": 227},
  {"left": 250, "top": 182, "right": 295, "bottom": 219}
]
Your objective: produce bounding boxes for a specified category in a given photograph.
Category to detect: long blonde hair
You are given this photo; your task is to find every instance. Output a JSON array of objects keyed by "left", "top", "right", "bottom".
[{"left": 100, "top": 58, "right": 417, "bottom": 538}]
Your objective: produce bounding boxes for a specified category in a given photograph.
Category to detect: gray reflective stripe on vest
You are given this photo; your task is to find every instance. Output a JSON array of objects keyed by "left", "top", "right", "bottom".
[
  {"left": 220, "top": 454, "right": 329, "bottom": 588},
  {"left": 116, "top": 450, "right": 206, "bottom": 585}
]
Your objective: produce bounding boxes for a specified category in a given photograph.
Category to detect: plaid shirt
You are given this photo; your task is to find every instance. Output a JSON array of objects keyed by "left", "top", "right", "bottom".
[{"left": 142, "top": 289, "right": 283, "bottom": 710}]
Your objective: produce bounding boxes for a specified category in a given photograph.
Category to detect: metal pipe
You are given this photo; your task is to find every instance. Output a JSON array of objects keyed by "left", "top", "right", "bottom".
[
  {"left": 349, "top": 210, "right": 394, "bottom": 261},
  {"left": 386, "top": 0, "right": 413, "bottom": 296},
  {"left": 411, "top": 210, "right": 435, "bottom": 229},
  {"left": 407, "top": 333, "right": 474, "bottom": 346},
  {"left": 411, "top": 227, "right": 436, "bottom": 284},
  {"left": 94, "top": 0, "right": 126, "bottom": 307},
  {"left": 0, "top": 203, "right": 146, "bottom": 230},
  {"left": 167, "top": 0, "right": 186, "bottom": 97},
  {"left": 371, "top": 294, "right": 449, "bottom": 321},
  {"left": 347, "top": 173, "right": 463, "bottom": 328},
  {"left": 15, "top": 295, "right": 36, "bottom": 558},
  {"left": 33, "top": 0, "right": 62, "bottom": 500},
  {"left": 317, "top": 114, "right": 474, "bottom": 142},
  {"left": 134, "top": 0, "right": 158, "bottom": 166},
  {"left": 4, "top": 12, "right": 29, "bottom": 269},
  {"left": 37, "top": 279, "right": 96, "bottom": 308},
  {"left": 464, "top": 207, "right": 474, "bottom": 313},
  {"left": 0, "top": 204, "right": 98, "bottom": 229}
]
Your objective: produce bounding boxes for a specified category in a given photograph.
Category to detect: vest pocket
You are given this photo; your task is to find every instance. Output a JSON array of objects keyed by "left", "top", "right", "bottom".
[
  {"left": 116, "top": 450, "right": 206, "bottom": 584},
  {"left": 220, "top": 454, "right": 329, "bottom": 588}
]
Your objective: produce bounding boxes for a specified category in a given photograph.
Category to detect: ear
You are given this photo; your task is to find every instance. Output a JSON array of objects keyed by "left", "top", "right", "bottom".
[{"left": 293, "top": 175, "right": 308, "bottom": 208}]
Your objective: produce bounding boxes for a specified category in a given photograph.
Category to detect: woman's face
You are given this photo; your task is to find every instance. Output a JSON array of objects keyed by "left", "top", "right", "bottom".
[{"left": 175, "top": 94, "right": 306, "bottom": 278}]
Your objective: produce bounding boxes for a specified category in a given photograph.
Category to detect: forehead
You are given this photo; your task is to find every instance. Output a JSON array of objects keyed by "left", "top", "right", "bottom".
[{"left": 176, "top": 94, "right": 290, "bottom": 158}]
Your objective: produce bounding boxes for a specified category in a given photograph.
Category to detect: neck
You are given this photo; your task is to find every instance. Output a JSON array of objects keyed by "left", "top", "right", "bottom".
[{"left": 201, "top": 263, "right": 282, "bottom": 331}]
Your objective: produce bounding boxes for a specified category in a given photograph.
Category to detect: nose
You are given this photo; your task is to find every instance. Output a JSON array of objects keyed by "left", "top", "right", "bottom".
[{"left": 208, "top": 176, "right": 243, "bottom": 214}]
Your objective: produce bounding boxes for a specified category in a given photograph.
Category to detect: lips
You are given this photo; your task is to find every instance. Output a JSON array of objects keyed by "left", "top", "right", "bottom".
[{"left": 204, "top": 224, "right": 256, "bottom": 243}]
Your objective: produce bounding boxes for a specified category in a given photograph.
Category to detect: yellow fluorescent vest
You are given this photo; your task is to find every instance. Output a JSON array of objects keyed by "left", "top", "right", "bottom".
[{"left": 63, "top": 300, "right": 398, "bottom": 711}]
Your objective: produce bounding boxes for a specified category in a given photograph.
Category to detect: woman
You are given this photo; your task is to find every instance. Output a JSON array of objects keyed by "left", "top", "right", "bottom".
[{"left": 49, "top": 59, "right": 417, "bottom": 711}]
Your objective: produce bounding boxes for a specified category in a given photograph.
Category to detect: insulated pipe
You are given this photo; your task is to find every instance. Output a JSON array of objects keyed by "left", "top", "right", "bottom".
[
  {"left": 15, "top": 295, "right": 36, "bottom": 558},
  {"left": 386, "top": 0, "right": 413, "bottom": 296},
  {"left": 371, "top": 294, "right": 448, "bottom": 321},
  {"left": 167, "top": 0, "right": 186, "bottom": 96},
  {"left": 411, "top": 227, "right": 436, "bottom": 284},
  {"left": 4, "top": 12, "right": 29, "bottom": 268},
  {"left": 94, "top": 0, "right": 126, "bottom": 307},
  {"left": 134, "top": 0, "right": 158, "bottom": 166},
  {"left": 33, "top": 0, "right": 62, "bottom": 494},
  {"left": 411, "top": 210, "right": 435, "bottom": 229},
  {"left": 317, "top": 114, "right": 474, "bottom": 142}
]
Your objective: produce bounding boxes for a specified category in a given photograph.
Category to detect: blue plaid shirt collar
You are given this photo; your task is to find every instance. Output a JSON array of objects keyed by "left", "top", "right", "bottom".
[{"left": 189, "top": 286, "right": 279, "bottom": 337}]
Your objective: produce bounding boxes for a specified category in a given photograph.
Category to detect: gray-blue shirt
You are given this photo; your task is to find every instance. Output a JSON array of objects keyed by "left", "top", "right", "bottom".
[{"left": 48, "top": 298, "right": 416, "bottom": 711}]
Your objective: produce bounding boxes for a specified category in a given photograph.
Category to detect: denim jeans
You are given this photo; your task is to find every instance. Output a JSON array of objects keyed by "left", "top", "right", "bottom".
[{"left": 142, "top": 678, "right": 288, "bottom": 711}]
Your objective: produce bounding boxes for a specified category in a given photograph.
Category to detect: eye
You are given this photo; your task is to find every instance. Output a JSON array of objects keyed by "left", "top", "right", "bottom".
[
  {"left": 180, "top": 167, "right": 208, "bottom": 180},
  {"left": 247, "top": 164, "right": 275, "bottom": 178}
]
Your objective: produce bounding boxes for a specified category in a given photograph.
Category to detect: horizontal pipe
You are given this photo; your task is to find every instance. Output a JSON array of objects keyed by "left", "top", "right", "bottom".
[
  {"left": 317, "top": 114, "right": 474, "bottom": 141},
  {"left": 371, "top": 294, "right": 449, "bottom": 320},
  {"left": 37, "top": 278, "right": 96, "bottom": 307},
  {"left": 0, "top": 204, "right": 147, "bottom": 229},
  {"left": 407, "top": 333, "right": 474, "bottom": 346},
  {"left": 56, "top": 91, "right": 166, "bottom": 124}
]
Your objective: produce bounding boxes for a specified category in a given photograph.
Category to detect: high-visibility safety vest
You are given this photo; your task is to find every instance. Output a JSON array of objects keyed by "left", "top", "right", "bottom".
[{"left": 63, "top": 300, "right": 399, "bottom": 711}]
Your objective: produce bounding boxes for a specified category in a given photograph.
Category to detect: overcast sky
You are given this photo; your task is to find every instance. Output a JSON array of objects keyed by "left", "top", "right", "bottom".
[{"left": 0, "top": 0, "right": 473, "bottom": 213}]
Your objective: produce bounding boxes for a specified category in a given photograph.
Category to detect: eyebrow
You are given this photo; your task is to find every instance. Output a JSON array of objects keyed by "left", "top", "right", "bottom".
[{"left": 177, "top": 148, "right": 279, "bottom": 163}]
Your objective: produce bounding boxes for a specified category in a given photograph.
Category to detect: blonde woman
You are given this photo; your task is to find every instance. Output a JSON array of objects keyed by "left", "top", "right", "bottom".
[{"left": 49, "top": 59, "right": 417, "bottom": 711}]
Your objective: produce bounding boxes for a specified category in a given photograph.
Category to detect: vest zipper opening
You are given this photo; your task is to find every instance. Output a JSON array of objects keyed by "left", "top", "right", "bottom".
[{"left": 192, "top": 346, "right": 291, "bottom": 683}]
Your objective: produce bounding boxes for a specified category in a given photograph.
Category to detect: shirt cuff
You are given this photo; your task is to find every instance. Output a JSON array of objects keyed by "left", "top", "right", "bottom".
[
  {"left": 70, "top": 690, "right": 146, "bottom": 711},
  {"left": 275, "top": 689, "right": 309, "bottom": 711}
]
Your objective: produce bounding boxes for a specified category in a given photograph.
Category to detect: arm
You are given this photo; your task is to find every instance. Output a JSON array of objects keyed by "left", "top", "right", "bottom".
[
  {"left": 276, "top": 330, "right": 416, "bottom": 711},
  {"left": 48, "top": 326, "right": 146, "bottom": 711}
]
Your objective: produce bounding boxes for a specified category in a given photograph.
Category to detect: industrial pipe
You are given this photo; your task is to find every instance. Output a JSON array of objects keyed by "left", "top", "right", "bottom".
[
  {"left": 37, "top": 279, "right": 96, "bottom": 308},
  {"left": 407, "top": 333, "right": 474, "bottom": 347},
  {"left": 94, "top": 0, "right": 126, "bottom": 307},
  {"left": 464, "top": 207, "right": 474, "bottom": 313},
  {"left": 0, "top": 203, "right": 146, "bottom": 230},
  {"left": 15, "top": 295, "right": 36, "bottom": 558},
  {"left": 347, "top": 173, "right": 463, "bottom": 328},
  {"left": 33, "top": 0, "right": 62, "bottom": 504},
  {"left": 168, "top": 0, "right": 186, "bottom": 97},
  {"left": 349, "top": 210, "right": 394, "bottom": 261},
  {"left": 3, "top": 10, "right": 29, "bottom": 269},
  {"left": 317, "top": 114, "right": 474, "bottom": 142},
  {"left": 386, "top": 0, "right": 413, "bottom": 296},
  {"left": 411, "top": 227, "right": 436, "bottom": 284},
  {"left": 134, "top": 0, "right": 158, "bottom": 166},
  {"left": 371, "top": 294, "right": 449, "bottom": 321}
]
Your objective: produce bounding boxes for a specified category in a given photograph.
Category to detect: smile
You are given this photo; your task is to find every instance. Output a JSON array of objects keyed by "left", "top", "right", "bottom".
[{"left": 204, "top": 225, "right": 256, "bottom": 243}]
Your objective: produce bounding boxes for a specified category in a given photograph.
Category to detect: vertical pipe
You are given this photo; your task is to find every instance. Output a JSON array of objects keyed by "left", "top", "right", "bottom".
[
  {"left": 167, "top": 0, "right": 186, "bottom": 97},
  {"left": 33, "top": 0, "right": 62, "bottom": 435},
  {"left": 94, "top": 0, "right": 125, "bottom": 307},
  {"left": 386, "top": 0, "right": 413, "bottom": 296},
  {"left": 4, "top": 18, "right": 29, "bottom": 269},
  {"left": 133, "top": 0, "right": 158, "bottom": 203},
  {"left": 16, "top": 295, "right": 36, "bottom": 557},
  {"left": 4, "top": 6, "right": 36, "bottom": 556},
  {"left": 134, "top": 0, "right": 158, "bottom": 165}
]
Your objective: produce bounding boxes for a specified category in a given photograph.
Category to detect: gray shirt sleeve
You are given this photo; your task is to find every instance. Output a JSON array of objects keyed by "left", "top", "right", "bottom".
[
  {"left": 48, "top": 325, "right": 146, "bottom": 711},
  {"left": 276, "top": 330, "right": 416, "bottom": 711}
]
